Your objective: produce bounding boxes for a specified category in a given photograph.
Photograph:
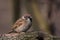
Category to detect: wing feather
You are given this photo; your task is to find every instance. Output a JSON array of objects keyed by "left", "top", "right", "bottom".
[{"left": 11, "top": 18, "right": 26, "bottom": 29}]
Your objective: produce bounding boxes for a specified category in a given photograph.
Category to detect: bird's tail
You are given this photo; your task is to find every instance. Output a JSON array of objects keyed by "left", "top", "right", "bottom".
[{"left": 8, "top": 30, "right": 17, "bottom": 34}]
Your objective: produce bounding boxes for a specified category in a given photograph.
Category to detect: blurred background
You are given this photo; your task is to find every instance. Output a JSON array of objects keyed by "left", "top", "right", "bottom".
[{"left": 0, "top": 0, "right": 60, "bottom": 36}]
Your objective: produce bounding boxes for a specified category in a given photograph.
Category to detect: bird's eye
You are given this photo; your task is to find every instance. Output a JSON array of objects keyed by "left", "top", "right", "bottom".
[
  {"left": 24, "top": 16, "right": 27, "bottom": 18},
  {"left": 24, "top": 16, "right": 28, "bottom": 19}
]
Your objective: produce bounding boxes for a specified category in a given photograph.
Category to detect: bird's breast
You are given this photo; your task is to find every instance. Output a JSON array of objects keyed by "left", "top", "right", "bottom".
[{"left": 14, "top": 20, "right": 31, "bottom": 32}]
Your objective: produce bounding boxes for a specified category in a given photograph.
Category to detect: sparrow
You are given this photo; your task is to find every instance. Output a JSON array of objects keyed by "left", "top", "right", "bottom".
[{"left": 8, "top": 13, "right": 32, "bottom": 33}]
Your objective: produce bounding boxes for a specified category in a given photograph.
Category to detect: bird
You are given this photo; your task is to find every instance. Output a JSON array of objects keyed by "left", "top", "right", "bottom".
[{"left": 8, "top": 13, "right": 32, "bottom": 33}]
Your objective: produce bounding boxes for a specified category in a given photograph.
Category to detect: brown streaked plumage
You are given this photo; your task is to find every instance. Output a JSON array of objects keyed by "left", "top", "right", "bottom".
[
  {"left": 8, "top": 13, "right": 32, "bottom": 33},
  {"left": 12, "top": 19, "right": 26, "bottom": 29}
]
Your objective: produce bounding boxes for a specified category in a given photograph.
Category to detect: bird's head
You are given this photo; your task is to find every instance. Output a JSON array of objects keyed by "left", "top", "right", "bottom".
[{"left": 22, "top": 13, "right": 32, "bottom": 22}]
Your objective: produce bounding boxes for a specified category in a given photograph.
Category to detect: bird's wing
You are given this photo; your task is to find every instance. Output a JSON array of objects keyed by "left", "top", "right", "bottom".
[{"left": 11, "top": 18, "right": 26, "bottom": 29}]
